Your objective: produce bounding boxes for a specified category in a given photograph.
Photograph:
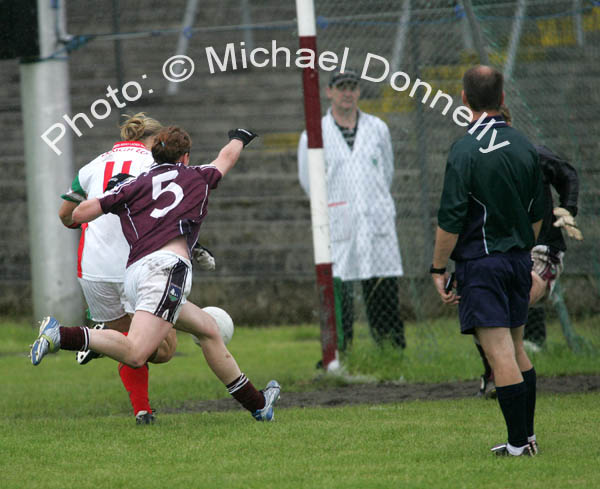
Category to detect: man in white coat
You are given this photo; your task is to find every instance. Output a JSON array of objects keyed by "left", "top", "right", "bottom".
[{"left": 298, "top": 69, "right": 405, "bottom": 351}]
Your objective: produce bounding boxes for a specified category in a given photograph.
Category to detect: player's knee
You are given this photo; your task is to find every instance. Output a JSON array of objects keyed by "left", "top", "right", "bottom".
[
  {"left": 127, "top": 354, "right": 148, "bottom": 369},
  {"left": 529, "top": 273, "right": 548, "bottom": 305},
  {"left": 201, "top": 317, "right": 221, "bottom": 341},
  {"left": 148, "top": 330, "right": 177, "bottom": 363},
  {"left": 192, "top": 321, "right": 222, "bottom": 350},
  {"left": 204, "top": 319, "right": 221, "bottom": 343},
  {"left": 512, "top": 336, "right": 524, "bottom": 353},
  {"left": 149, "top": 344, "right": 173, "bottom": 364},
  {"left": 481, "top": 346, "right": 508, "bottom": 370},
  {"left": 167, "top": 331, "right": 178, "bottom": 355}
]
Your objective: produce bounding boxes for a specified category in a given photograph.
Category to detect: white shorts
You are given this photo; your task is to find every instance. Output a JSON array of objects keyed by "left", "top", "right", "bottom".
[
  {"left": 531, "top": 245, "right": 564, "bottom": 296},
  {"left": 124, "top": 250, "right": 192, "bottom": 324},
  {"left": 78, "top": 278, "right": 133, "bottom": 322}
]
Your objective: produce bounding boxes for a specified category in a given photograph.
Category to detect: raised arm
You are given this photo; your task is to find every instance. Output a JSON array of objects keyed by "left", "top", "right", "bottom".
[
  {"left": 211, "top": 129, "right": 258, "bottom": 177},
  {"left": 211, "top": 139, "right": 243, "bottom": 177}
]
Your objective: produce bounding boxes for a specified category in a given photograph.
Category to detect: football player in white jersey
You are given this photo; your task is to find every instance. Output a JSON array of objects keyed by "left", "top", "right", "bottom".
[{"left": 58, "top": 113, "right": 177, "bottom": 423}]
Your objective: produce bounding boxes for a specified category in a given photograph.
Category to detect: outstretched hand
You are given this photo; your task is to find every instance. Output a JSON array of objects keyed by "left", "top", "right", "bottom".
[{"left": 553, "top": 207, "right": 583, "bottom": 240}]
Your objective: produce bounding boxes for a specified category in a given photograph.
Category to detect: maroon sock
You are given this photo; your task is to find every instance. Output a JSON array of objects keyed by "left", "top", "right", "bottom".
[
  {"left": 226, "top": 374, "right": 265, "bottom": 412},
  {"left": 59, "top": 326, "right": 89, "bottom": 351}
]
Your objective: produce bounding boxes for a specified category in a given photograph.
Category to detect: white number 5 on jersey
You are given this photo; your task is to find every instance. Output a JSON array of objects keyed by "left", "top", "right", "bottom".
[{"left": 150, "top": 170, "right": 184, "bottom": 218}]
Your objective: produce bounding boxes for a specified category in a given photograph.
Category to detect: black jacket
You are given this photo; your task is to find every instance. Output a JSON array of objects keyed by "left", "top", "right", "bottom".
[{"left": 535, "top": 145, "right": 579, "bottom": 252}]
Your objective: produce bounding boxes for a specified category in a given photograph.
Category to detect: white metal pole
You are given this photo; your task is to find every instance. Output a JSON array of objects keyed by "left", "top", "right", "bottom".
[
  {"left": 573, "top": 0, "right": 584, "bottom": 47},
  {"left": 295, "top": 0, "right": 339, "bottom": 371},
  {"left": 457, "top": 0, "right": 474, "bottom": 51},
  {"left": 390, "top": 0, "right": 411, "bottom": 74},
  {"left": 20, "top": 0, "right": 83, "bottom": 323},
  {"left": 241, "top": 0, "right": 255, "bottom": 55},
  {"left": 463, "top": 0, "right": 489, "bottom": 65},
  {"left": 504, "top": 0, "right": 527, "bottom": 81},
  {"left": 167, "top": 0, "right": 199, "bottom": 95}
]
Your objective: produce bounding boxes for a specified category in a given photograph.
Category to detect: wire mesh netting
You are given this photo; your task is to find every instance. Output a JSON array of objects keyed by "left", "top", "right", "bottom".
[
  {"left": 0, "top": 0, "right": 598, "bottom": 332},
  {"left": 315, "top": 0, "right": 600, "bottom": 332}
]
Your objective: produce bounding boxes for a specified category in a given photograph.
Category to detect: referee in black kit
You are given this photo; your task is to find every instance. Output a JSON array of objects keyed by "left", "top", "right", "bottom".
[{"left": 430, "top": 65, "right": 545, "bottom": 457}]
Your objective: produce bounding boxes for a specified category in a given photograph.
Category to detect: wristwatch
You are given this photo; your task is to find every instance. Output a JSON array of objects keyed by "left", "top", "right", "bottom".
[{"left": 429, "top": 265, "right": 446, "bottom": 274}]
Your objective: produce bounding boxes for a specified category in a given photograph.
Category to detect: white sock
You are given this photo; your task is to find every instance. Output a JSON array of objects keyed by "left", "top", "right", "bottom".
[
  {"left": 507, "top": 442, "right": 528, "bottom": 456},
  {"left": 528, "top": 434, "right": 536, "bottom": 443},
  {"left": 79, "top": 326, "right": 90, "bottom": 351}
]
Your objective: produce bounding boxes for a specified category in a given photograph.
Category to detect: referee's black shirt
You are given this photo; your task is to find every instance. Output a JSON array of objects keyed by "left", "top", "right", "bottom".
[{"left": 438, "top": 116, "right": 545, "bottom": 262}]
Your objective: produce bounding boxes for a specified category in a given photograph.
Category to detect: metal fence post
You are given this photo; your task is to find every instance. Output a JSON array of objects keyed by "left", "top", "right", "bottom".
[
  {"left": 20, "top": 0, "right": 83, "bottom": 323},
  {"left": 463, "top": 0, "right": 489, "bottom": 65}
]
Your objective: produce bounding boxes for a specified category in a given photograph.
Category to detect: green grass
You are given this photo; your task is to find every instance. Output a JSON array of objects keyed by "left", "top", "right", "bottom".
[
  {"left": 342, "top": 315, "right": 600, "bottom": 382},
  {"left": 1, "top": 316, "right": 599, "bottom": 488},
  {"left": 2, "top": 395, "right": 599, "bottom": 489}
]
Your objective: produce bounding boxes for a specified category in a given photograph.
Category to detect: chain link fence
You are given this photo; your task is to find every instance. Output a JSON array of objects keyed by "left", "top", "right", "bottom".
[
  {"left": 310, "top": 0, "right": 600, "bottom": 337},
  {"left": 0, "top": 1, "right": 598, "bottom": 334}
]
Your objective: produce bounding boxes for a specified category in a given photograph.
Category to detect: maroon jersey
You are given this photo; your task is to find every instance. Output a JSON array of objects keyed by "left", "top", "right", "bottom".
[{"left": 99, "top": 163, "right": 222, "bottom": 267}]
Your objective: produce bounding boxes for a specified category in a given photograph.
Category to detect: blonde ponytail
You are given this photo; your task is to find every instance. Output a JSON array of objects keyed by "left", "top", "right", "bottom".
[{"left": 119, "top": 112, "right": 162, "bottom": 141}]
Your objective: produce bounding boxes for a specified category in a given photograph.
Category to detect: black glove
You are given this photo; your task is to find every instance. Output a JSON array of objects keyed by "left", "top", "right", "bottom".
[
  {"left": 228, "top": 128, "right": 258, "bottom": 147},
  {"left": 105, "top": 173, "right": 134, "bottom": 192}
]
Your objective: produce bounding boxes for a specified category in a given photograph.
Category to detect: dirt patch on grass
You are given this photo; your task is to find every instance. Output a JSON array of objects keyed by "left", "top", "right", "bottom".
[{"left": 167, "top": 374, "right": 600, "bottom": 414}]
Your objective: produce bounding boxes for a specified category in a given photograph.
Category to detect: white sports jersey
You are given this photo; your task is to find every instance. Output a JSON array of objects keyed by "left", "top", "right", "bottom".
[{"left": 61, "top": 141, "right": 155, "bottom": 282}]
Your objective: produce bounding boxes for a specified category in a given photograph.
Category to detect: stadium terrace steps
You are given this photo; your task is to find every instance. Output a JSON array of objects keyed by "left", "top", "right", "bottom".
[
  {"left": 200, "top": 220, "right": 312, "bottom": 247},
  {"left": 0, "top": 1, "right": 599, "bottom": 318},
  {"left": 209, "top": 245, "right": 313, "bottom": 277},
  {"left": 186, "top": 276, "right": 317, "bottom": 326},
  {"left": 207, "top": 195, "right": 310, "bottom": 222},
  {"left": 214, "top": 173, "right": 305, "bottom": 198}
]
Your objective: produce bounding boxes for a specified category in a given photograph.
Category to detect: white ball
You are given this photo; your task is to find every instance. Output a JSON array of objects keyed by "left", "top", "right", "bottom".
[{"left": 202, "top": 306, "right": 234, "bottom": 345}]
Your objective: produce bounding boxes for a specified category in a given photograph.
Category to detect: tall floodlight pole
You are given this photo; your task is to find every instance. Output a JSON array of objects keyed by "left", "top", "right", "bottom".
[
  {"left": 295, "top": 0, "right": 339, "bottom": 371},
  {"left": 20, "top": 0, "right": 83, "bottom": 323}
]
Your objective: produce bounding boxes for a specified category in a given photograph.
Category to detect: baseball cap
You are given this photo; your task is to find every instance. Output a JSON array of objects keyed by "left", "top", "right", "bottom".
[{"left": 329, "top": 69, "right": 360, "bottom": 87}]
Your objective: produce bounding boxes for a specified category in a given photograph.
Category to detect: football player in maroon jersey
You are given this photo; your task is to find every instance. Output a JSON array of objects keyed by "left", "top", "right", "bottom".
[{"left": 32, "top": 126, "right": 280, "bottom": 422}]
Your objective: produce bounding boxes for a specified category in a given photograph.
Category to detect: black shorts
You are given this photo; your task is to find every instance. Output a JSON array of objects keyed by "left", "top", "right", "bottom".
[{"left": 456, "top": 250, "right": 532, "bottom": 335}]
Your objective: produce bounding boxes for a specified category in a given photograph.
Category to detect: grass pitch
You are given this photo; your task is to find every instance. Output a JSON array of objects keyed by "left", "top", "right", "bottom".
[{"left": 1, "top": 316, "right": 599, "bottom": 489}]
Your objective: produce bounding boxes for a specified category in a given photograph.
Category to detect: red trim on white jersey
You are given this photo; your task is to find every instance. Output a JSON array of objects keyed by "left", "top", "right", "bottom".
[
  {"left": 112, "top": 141, "right": 147, "bottom": 151},
  {"left": 77, "top": 223, "right": 89, "bottom": 278}
]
